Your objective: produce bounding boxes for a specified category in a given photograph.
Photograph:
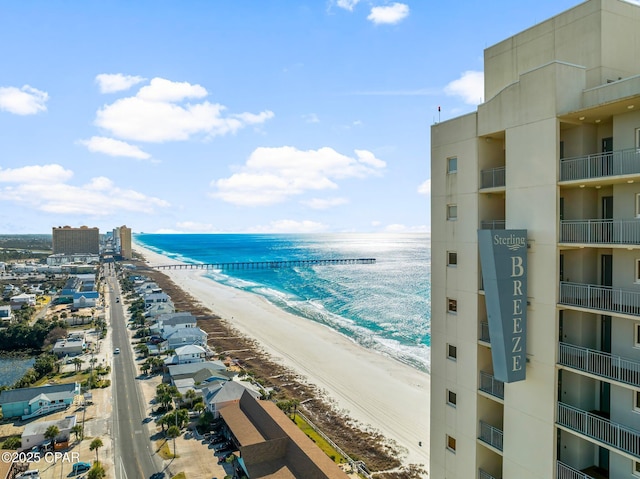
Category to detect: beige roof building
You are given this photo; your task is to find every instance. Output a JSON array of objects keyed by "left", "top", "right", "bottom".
[
  {"left": 218, "top": 391, "right": 349, "bottom": 479},
  {"left": 430, "top": 1, "right": 640, "bottom": 478}
]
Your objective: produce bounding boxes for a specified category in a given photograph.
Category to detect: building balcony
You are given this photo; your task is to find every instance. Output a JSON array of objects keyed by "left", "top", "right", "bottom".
[
  {"left": 556, "top": 460, "right": 601, "bottom": 479},
  {"left": 559, "top": 282, "right": 640, "bottom": 317},
  {"left": 480, "top": 166, "right": 506, "bottom": 189},
  {"left": 479, "top": 371, "right": 504, "bottom": 400},
  {"left": 480, "top": 220, "right": 506, "bottom": 230},
  {"left": 479, "top": 321, "right": 491, "bottom": 343},
  {"left": 557, "top": 402, "right": 640, "bottom": 458},
  {"left": 559, "top": 342, "right": 640, "bottom": 388},
  {"left": 479, "top": 469, "right": 501, "bottom": 479},
  {"left": 560, "top": 148, "right": 640, "bottom": 182},
  {"left": 479, "top": 421, "right": 503, "bottom": 452},
  {"left": 560, "top": 219, "right": 640, "bottom": 246}
]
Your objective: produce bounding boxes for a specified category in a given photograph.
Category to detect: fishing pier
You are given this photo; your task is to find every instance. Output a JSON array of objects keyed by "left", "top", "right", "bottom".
[{"left": 154, "top": 258, "right": 376, "bottom": 271}]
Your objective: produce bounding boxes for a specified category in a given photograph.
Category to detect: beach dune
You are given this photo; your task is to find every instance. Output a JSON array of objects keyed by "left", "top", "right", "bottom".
[{"left": 133, "top": 243, "right": 430, "bottom": 469}]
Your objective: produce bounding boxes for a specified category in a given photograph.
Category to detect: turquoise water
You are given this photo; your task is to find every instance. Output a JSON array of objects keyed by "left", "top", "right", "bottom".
[{"left": 134, "top": 233, "right": 431, "bottom": 371}]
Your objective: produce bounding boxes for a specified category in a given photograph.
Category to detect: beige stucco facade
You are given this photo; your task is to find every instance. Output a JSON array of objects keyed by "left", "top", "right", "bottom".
[{"left": 430, "top": 1, "right": 640, "bottom": 478}]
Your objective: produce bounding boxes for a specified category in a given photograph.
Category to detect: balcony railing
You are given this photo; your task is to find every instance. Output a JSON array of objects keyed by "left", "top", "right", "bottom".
[
  {"left": 559, "top": 342, "right": 640, "bottom": 388},
  {"left": 557, "top": 402, "right": 640, "bottom": 458},
  {"left": 556, "top": 461, "right": 596, "bottom": 479},
  {"left": 560, "top": 148, "right": 640, "bottom": 181},
  {"left": 481, "top": 166, "right": 506, "bottom": 189},
  {"left": 479, "top": 421, "right": 503, "bottom": 451},
  {"left": 560, "top": 219, "right": 640, "bottom": 245},
  {"left": 559, "top": 282, "right": 640, "bottom": 317},
  {"left": 480, "top": 321, "right": 491, "bottom": 343},
  {"left": 479, "top": 469, "right": 501, "bottom": 479},
  {"left": 480, "top": 220, "right": 506, "bottom": 230},
  {"left": 479, "top": 371, "right": 504, "bottom": 399}
]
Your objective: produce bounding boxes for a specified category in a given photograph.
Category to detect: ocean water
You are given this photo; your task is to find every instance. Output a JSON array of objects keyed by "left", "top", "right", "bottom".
[{"left": 134, "top": 233, "right": 431, "bottom": 372}]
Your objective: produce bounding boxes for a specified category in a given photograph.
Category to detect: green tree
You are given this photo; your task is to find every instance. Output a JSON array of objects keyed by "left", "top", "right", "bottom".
[
  {"left": 89, "top": 438, "right": 103, "bottom": 463},
  {"left": 136, "top": 343, "right": 149, "bottom": 358},
  {"left": 72, "top": 357, "right": 84, "bottom": 373},
  {"left": 71, "top": 424, "right": 83, "bottom": 442},
  {"left": 184, "top": 389, "right": 197, "bottom": 409},
  {"left": 44, "top": 425, "right": 60, "bottom": 445},
  {"left": 87, "top": 462, "right": 106, "bottom": 479}
]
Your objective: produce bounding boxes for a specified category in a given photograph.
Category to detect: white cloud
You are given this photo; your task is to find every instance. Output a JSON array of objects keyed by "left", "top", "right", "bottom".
[
  {"left": 302, "top": 113, "right": 320, "bottom": 123},
  {"left": 337, "top": 0, "right": 360, "bottom": 11},
  {"left": 79, "top": 136, "right": 151, "bottom": 160},
  {"left": 0, "top": 85, "right": 48, "bottom": 115},
  {"left": 367, "top": 3, "right": 409, "bottom": 25},
  {"left": 247, "top": 219, "right": 328, "bottom": 233},
  {"left": 211, "top": 146, "right": 386, "bottom": 206},
  {"left": 444, "top": 71, "right": 484, "bottom": 105},
  {"left": 95, "top": 73, "right": 146, "bottom": 93},
  {"left": 418, "top": 179, "right": 430, "bottom": 195},
  {"left": 94, "top": 77, "right": 274, "bottom": 143},
  {"left": 301, "top": 197, "right": 349, "bottom": 209},
  {"left": 0, "top": 164, "right": 169, "bottom": 215},
  {"left": 175, "top": 221, "right": 216, "bottom": 232}
]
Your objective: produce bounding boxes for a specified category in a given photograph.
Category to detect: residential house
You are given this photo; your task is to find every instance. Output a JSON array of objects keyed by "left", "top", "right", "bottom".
[
  {"left": 9, "top": 293, "right": 36, "bottom": 310},
  {"left": 72, "top": 291, "right": 99, "bottom": 308},
  {"left": 143, "top": 291, "right": 170, "bottom": 307},
  {"left": 163, "top": 344, "right": 206, "bottom": 366},
  {"left": 21, "top": 415, "right": 76, "bottom": 451},
  {"left": 0, "top": 305, "right": 12, "bottom": 324},
  {"left": 165, "top": 327, "right": 207, "bottom": 349},
  {"left": 144, "top": 301, "right": 175, "bottom": 319},
  {"left": 203, "top": 380, "right": 261, "bottom": 418},
  {"left": 167, "top": 361, "right": 230, "bottom": 384},
  {"left": 52, "top": 337, "right": 85, "bottom": 357},
  {"left": 0, "top": 383, "right": 80, "bottom": 420}
]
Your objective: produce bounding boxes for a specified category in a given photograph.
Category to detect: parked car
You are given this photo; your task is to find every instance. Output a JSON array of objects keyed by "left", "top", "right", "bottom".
[
  {"left": 72, "top": 462, "right": 91, "bottom": 474},
  {"left": 114, "top": 348, "right": 120, "bottom": 354},
  {"left": 16, "top": 470, "right": 40, "bottom": 479}
]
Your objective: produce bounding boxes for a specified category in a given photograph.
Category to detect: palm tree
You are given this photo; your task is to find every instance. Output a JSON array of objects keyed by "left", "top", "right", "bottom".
[
  {"left": 141, "top": 360, "right": 151, "bottom": 375},
  {"left": 72, "top": 357, "right": 84, "bottom": 373},
  {"left": 71, "top": 424, "right": 83, "bottom": 442},
  {"left": 290, "top": 399, "right": 300, "bottom": 421},
  {"left": 89, "top": 438, "right": 103, "bottom": 464},
  {"left": 44, "top": 425, "right": 59, "bottom": 446},
  {"left": 184, "top": 389, "right": 197, "bottom": 409}
]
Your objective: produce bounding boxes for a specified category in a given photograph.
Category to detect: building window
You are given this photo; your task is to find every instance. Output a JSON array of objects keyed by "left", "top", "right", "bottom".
[
  {"left": 635, "top": 323, "right": 640, "bottom": 347},
  {"left": 636, "top": 259, "right": 640, "bottom": 283},
  {"left": 448, "top": 298, "right": 458, "bottom": 313},
  {"left": 636, "top": 194, "right": 640, "bottom": 218},
  {"left": 447, "top": 157, "right": 458, "bottom": 174},
  {"left": 634, "top": 391, "right": 640, "bottom": 413},
  {"left": 447, "top": 204, "right": 457, "bottom": 221},
  {"left": 636, "top": 128, "right": 640, "bottom": 148},
  {"left": 447, "top": 390, "right": 457, "bottom": 407},
  {"left": 447, "top": 251, "right": 457, "bottom": 266},
  {"left": 447, "top": 344, "right": 457, "bottom": 361},
  {"left": 634, "top": 460, "right": 640, "bottom": 477},
  {"left": 446, "top": 435, "right": 456, "bottom": 452}
]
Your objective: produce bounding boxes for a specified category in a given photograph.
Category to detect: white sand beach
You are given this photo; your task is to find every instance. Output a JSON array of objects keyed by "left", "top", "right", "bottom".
[{"left": 133, "top": 242, "right": 430, "bottom": 470}]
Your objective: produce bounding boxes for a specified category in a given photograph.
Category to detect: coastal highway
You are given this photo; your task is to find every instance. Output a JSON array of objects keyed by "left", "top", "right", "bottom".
[{"left": 107, "top": 264, "right": 165, "bottom": 479}]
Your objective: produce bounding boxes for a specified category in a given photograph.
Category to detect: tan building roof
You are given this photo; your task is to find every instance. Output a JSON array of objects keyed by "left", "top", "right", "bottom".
[{"left": 218, "top": 391, "right": 349, "bottom": 479}]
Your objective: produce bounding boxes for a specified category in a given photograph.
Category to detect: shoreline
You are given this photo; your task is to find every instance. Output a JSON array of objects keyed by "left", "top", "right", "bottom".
[{"left": 132, "top": 241, "right": 430, "bottom": 469}]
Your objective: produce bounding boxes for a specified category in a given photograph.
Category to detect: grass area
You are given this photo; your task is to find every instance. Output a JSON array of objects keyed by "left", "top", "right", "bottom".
[
  {"left": 293, "top": 415, "right": 347, "bottom": 464},
  {"left": 33, "top": 370, "right": 90, "bottom": 386},
  {"left": 156, "top": 439, "right": 178, "bottom": 460},
  {"left": 171, "top": 473, "right": 186, "bottom": 479}
]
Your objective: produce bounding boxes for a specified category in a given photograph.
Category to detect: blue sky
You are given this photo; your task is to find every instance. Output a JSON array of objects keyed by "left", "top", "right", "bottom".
[{"left": 0, "top": 0, "right": 584, "bottom": 234}]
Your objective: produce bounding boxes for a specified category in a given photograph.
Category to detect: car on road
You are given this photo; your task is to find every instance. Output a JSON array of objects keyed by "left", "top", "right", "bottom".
[
  {"left": 114, "top": 348, "right": 120, "bottom": 354},
  {"left": 150, "top": 473, "right": 166, "bottom": 479},
  {"left": 16, "top": 470, "right": 40, "bottom": 479},
  {"left": 72, "top": 462, "right": 91, "bottom": 474}
]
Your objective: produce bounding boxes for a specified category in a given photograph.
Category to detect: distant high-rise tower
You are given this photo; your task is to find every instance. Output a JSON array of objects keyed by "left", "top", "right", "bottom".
[
  {"left": 52, "top": 226, "right": 99, "bottom": 255},
  {"left": 119, "top": 225, "right": 132, "bottom": 259},
  {"left": 430, "top": 1, "right": 640, "bottom": 478}
]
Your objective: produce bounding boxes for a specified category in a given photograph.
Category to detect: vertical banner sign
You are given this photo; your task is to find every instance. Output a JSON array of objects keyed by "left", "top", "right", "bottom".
[{"left": 478, "top": 229, "right": 528, "bottom": 383}]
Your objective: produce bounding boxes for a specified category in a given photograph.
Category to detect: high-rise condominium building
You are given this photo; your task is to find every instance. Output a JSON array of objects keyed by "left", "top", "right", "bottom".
[
  {"left": 52, "top": 225, "right": 100, "bottom": 255},
  {"left": 119, "top": 225, "right": 132, "bottom": 260},
  {"left": 430, "top": 1, "right": 640, "bottom": 478}
]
